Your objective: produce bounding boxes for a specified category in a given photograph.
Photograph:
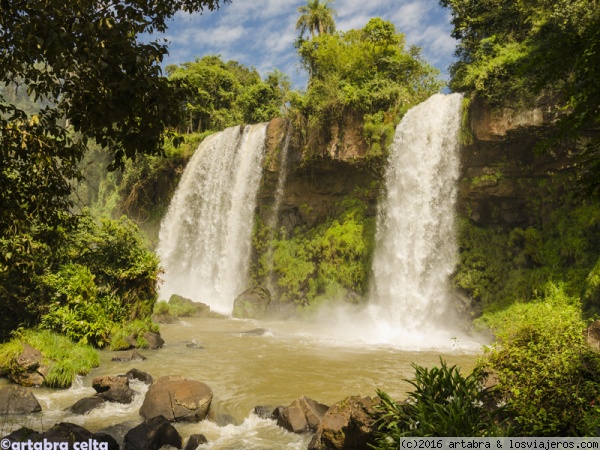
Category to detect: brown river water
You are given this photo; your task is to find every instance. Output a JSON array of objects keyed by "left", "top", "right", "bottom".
[{"left": 1, "top": 317, "right": 481, "bottom": 449}]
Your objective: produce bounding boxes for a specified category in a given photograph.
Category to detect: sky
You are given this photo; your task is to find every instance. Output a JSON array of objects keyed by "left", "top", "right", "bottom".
[{"left": 160, "top": 0, "right": 458, "bottom": 89}]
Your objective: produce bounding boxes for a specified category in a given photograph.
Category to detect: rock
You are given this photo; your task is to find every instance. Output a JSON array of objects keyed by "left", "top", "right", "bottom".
[
  {"left": 3, "top": 427, "right": 41, "bottom": 444},
  {"left": 238, "top": 328, "right": 269, "bottom": 336},
  {"left": 0, "top": 386, "right": 42, "bottom": 414},
  {"left": 9, "top": 343, "right": 49, "bottom": 387},
  {"left": 277, "top": 396, "right": 329, "bottom": 433},
  {"left": 277, "top": 404, "right": 308, "bottom": 433},
  {"left": 91, "top": 432, "right": 120, "bottom": 450},
  {"left": 140, "top": 375, "right": 213, "bottom": 422},
  {"left": 169, "top": 294, "right": 212, "bottom": 317},
  {"left": 67, "top": 397, "right": 105, "bottom": 415},
  {"left": 42, "top": 422, "right": 93, "bottom": 444},
  {"left": 124, "top": 415, "right": 183, "bottom": 450},
  {"left": 92, "top": 375, "right": 136, "bottom": 404},
  {"left": 112, "top": 350, "right": 147, "bottom": 362},
  {"left": 232, "top": 286, "right": 271, "bottom": 319},
  {"left": 98, "top": 386, "right": 135, "bottom": 404},
  {"left": 308, "top": 396, "right": 379, "bottom": 450},
  {"left": 185, "top": 342, "right": 204, "bottom": 349},
  {"left": 183, "top": 434, "right": 208, "bottom": 450},
  {"left": 93, "top": 375, "right": 129, "bottom": 393},
  {"left": 254, "top": 405, "right": 277, "bottom": 420},
  {"left": 143, "top": 331, "right": 164, "bottom": 349},
  {"left": 126, "top": 368, "right": 154, "bottom": 385}
]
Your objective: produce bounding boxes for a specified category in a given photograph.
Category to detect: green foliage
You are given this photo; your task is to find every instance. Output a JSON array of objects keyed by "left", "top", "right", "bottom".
[
  {"left": 454, "top": 202, "right": 600, "bottom": 314},
  {"left": 480, "top": 284, "right": 600, "bottom": 436},
  {"left": 440, "top": 0, "right": 600, "bottom": 193},
  {"left": 296, "top": 0, "right": 337, "bottom": 39},
  {"left": 0, "top": 329, "right": 99, "bottom": 388},
  {"left": 372, "top": 360, "right": 501, "bottom": 447},
  {"left": 266, "top": 197, "right": 376, "bottom": 308},
  {"left": 583, "top": 258, "right": 600, "bottom": 316},
  {"left": 292, "top": 18, "right": 443, "bottom": 157},
  {"left": 30, "top": 215, "right": 161, "bottom": 347},
  {"left": 167, "top": 56, "right": 290, "bottom": 134},
  {"left": 109, "top": 319, "right": 159, "bottom": 351},
  {"left": 0, "top": 0, "right": 225, "bottom": 337}
]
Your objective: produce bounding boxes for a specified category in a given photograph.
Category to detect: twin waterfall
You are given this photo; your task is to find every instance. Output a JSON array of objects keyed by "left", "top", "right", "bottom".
[{"left": 157, "top": 94, "right": 464, "bottom": 339}]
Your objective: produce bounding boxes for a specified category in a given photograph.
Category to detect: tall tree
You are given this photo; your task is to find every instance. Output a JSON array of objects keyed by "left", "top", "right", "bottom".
[
  {"left": 0, "top": 0, "right": 226, "bottom": 334},
  {"left": 296, "top": 0, "right": 337, "bottom": 39}
]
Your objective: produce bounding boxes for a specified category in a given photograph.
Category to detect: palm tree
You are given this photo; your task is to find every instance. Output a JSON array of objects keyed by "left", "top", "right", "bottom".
[{"left": 296, "top": 0, "right": 337, "bottom": 39}]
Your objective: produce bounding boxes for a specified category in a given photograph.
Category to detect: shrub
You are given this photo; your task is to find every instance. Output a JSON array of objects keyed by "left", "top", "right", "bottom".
[
  {"left": 480, "top": 283, "right": 600, "bottom": 436},
  {"left": 372, "top": 359, "right": 502, "bottom": 447},
  {"left": 109, "top": 319, "right": 159, "bottom": 351}
]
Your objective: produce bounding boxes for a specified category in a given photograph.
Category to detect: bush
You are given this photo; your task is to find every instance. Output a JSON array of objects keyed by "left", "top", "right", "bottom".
[
  {"left": 109, "top": 319, "right": 159, "bottom": 351},
  {"left": 480, "top": 283, "right": 600, "bottom": 436},
  {"left": 372, "top": 359, "right": 502, "bottom": 447},
  {"left": 0, "top": 329, "right": 99, "bottom": 388}
]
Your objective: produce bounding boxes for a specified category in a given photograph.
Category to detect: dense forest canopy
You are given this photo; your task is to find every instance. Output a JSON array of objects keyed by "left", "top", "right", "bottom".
[
  {"left": 0, "top": 0, "right": 227, "bottom": 337},
  {"left": 440, "top": 0, "right": 600, "bottom": 193}
]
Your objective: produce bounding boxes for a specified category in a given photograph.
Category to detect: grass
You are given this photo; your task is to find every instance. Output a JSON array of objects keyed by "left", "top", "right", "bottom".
[
  {"left": 109, "top": 319, "right": 159, "bottom": 350},
  {"left": 0, "top": 329, "right": 99, "bottom": 388}
]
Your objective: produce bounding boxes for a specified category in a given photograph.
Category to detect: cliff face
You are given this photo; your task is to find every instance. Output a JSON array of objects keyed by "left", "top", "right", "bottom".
[{"left": 457, "top": 96, "right": 576, "bottom": 227}]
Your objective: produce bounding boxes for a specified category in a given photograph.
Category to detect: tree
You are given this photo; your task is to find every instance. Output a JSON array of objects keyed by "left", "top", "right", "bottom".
[
  {"left": 0, "top": 0, "right": 226, "bottom": 335},
  {"left": 439, "top": 0, "right": 600, "bottom": 193},
  {"left": 296, "top": 0, "right": 337, "bottom": 39}
]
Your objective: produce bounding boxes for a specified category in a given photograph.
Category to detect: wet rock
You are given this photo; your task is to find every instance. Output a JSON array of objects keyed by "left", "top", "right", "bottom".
[
  {"left": 0, "top": 386, "right": 42, "bottom": 414},
  {"left": 93, "top": 375, "right": 129, "bottom": 393},
  {"left": 140, "top": 375, "right": 213, "bottom": 422},
  {"left": 277, "top": 396, "right": 329, "bottom": 433},
  {"left": 238, "top": 328, "right": 269, "bottom": 336},
  {"left": 126, "top": 368, "right": 154, "bottom": 385},
  {"left": 112, "top": 349, "right": 147, "bottom": 362},
  {"left": 185, "top": 341, "right": 204, "bottom": 349},
  {"left": 308, "top": 395, "right": 379, "bottom": 450},
  {"left": 9, "top": 344, "right": 49, "bottom": 387},
  {"left": 169, "top": 294, "right": 212, "bottom": 317},
  {"left": 254, "top": 405, "right": 277, "bottom": 420},
  {"left": 91, "top": 432, "right": 120, "bottom": 450},
  {"left": 92, "top": 375, "right": 136, "bottom": 404},
  {"left": 3, "top": 427, "right": 41, "bottom": 444},
  {"left": 42, "top": 422, "right": 93, "bottom": 444},
  {"left": 98, "top": 386, "right": 135, "bottom": 404},
  {"left": 143, "top": 331, "right": 164, "bottom": 349},
  {"left": 232, "top": 286, "right": 271, "bottom": 319},
  {"left": 183, "top": 434, "right": 208, "bottom": 450},
  {"left": 124, "top": 415, "right": 182, "bottom": 450},
  {"left": 67, "top": 397, "right": 105, "bottom": 415}
]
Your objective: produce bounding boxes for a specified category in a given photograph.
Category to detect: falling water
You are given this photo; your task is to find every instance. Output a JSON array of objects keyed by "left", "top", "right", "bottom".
[
  {"left": 157, "top": 123, "right": 267, "bottom": 312},
  {"left": 371, "top": 93, "right": 463, "bottom": 334}
]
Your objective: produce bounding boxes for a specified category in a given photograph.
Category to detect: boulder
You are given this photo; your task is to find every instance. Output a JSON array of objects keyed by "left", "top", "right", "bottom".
[
  {"left": 254, "top": 405, "right": 278, "bottom": 420},
  {"left": 183, "top": 434, "right": 208, "bottom": 450},
  {"left": 143, "top": 332, "right": 164, "bottom": 350},
  {"left": 238, "top": 328, "right": 269, "bottom": 336},
  {"left": 232, "top": 286, "right": 271, "bottom": 319},
  {"left": 277, "top": 396, "right": 329, "bottom": 433},
  {"left": 0, "top": 386, "right": 42, "bottom": 414},
  {"left": 169, "top": 294, "right": 211, "bottom": 317},
  {"left": 91, "top": 432, "right": 120, "bottom": 450},
  {"left": 92, "top": 375, "right": 136, "bottom": 404},
  {"left": 124, "top": 415, "right": 182, "bottom": 450},
  {"left": 9, "top": 344, "right": 49, "bottom": 387},
  {"left": 140, "top": 375, "right": 213, "bottom": 422},
  {"left": 3, "top": 427, "right": 41, "bottom": 444},
  {"left": 112, "top": 350, "right": 147, "bottom": 362},
  {"left": 308, "top": 396, "right": 379, "bottom": 450},
  {"left": 93, "top": 375, "right": 129, "bottom": 393},
  {"left": 67, "top": 397, "right": 105, "bottom": 415},
  {"left": 42, "top": 422, "right": 93, "bottom": 444},
  {"left": 126, "top": 368, "right": 154, "bottom": 385}
]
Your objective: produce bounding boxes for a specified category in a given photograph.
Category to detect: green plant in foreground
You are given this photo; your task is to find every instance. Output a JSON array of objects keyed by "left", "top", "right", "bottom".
[
  {"left": 481, "top": 283, "right": 600, "bottom": 436},
  {"left": 372, "top": 359, "right": 502, "bottom": 448},
  {"left": 0, "top": 329, "right": 99, "bottom": 388}
]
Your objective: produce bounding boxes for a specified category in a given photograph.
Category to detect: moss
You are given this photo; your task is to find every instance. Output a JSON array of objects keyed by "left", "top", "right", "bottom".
[
  {"left": 109, "top": 319, "right": 159, "bottom": 350},
  {"left": 459, "top": 96, "right": 474, "bottom": 146}
]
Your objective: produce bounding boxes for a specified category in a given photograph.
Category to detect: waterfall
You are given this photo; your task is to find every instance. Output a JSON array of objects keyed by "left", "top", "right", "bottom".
[
  {"left": 371, "top": 93, "right": 463, "bottom": 332},
  {"left": 157, "top": 123, "right": 267, "bottom": 313}
]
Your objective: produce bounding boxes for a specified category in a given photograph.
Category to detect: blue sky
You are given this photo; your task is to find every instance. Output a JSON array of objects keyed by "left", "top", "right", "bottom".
[{"left": 161, "top": 0, "right": 457, "bottom": 89}]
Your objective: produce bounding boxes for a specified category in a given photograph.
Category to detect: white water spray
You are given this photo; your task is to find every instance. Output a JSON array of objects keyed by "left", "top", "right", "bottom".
[
  {"left": 157, "top": 123, "right": 267, "bottom": 312},
  {"left": 371, "top": 93, "right": 463, "bottom": 336}
]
